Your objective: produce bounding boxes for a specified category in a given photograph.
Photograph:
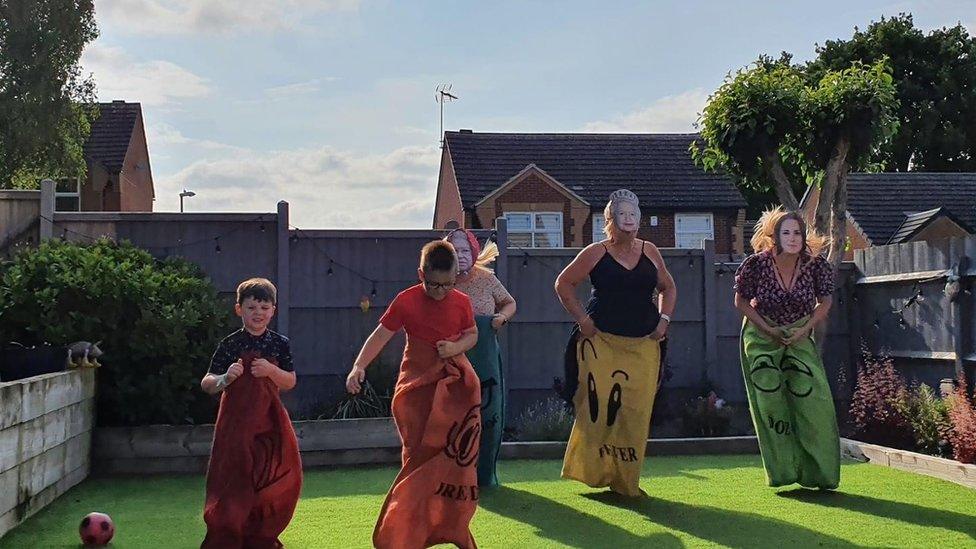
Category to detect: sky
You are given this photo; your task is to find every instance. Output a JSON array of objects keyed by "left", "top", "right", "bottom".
[{"left": 81, "top": 0, "right": 976, "bottom": 229}]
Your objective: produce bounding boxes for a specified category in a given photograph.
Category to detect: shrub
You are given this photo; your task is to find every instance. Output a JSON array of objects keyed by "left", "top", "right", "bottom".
[
  {"left": 327, "top": 359, "right": 397, "bottom": 419},
  {"left": 946, "top": 376, "right": 976, "bottom": 464},
  {"left": 331, "top": 380, "right": 392, "bottom": 419},
  {"left": 514, "top": 397, "right": 574, "bottom": 441},
  {"left": 893, "top": 383, "right": 951, "bottom": 457},
  {"left": 849, "top": 346, "right": 913, "bottom": 448},
  {"left": 0, "top": 239, "right": 233, "bottom": 425},
  {"left": 682, "top": 391, "right": 735, "bottom": 437}
]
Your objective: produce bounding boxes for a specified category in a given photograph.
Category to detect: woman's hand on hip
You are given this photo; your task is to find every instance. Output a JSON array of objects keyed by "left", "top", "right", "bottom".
[
  {"left": 649, "top": 318, "right": 669, "bottom": 340},
  {"left": 578, "top": 315, "right": 597, "bottom": 338}
]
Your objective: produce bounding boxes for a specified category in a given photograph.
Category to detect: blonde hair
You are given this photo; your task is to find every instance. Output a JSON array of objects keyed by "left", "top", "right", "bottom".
[
  {"left": 601, "top": 201, "right": 614, "bottom": 239},
  {"left": 475, "top": 240, "right": 500, "bottom": 270},
  {"left": 750, "top": 206, "right": 829, "bottom": 257}
]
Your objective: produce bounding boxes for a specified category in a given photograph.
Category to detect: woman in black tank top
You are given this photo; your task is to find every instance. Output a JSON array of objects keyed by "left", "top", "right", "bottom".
[
  {"left": 587, "top": 240, "right": 661, "bottom": 337},
  {"left": 553, "top": 189, "right": 677, "bottom": 497}
]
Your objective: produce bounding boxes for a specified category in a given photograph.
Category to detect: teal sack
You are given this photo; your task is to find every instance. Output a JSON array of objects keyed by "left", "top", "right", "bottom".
[{"left": 468, "top": 315, "right": 505, "bottom": 486}]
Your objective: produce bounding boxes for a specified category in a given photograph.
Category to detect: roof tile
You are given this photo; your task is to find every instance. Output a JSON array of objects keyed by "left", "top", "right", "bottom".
[
  {"left": 83, "top": 101, "right": 141, "bottom": 173},
  {"left": 445, "top": 132, "right": 746, "bottom": 210}
]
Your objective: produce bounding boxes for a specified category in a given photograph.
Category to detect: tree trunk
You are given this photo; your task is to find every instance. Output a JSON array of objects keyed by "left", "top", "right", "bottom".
[
  {"left": 827, "top": 169, "right": 848, "bottom": 271},
  {"left": 761, "top": 148, "right": 799, "bottom": 210},
  {"left": 815, "top": 137, "right": 851, "bottom": 236},
  {"left": 817, "top": 164, "right": 849, "bottom": 356}
]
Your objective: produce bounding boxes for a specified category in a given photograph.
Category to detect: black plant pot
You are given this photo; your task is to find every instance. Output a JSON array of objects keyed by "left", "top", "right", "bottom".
[{"left": 0, "top": 344, "right": 67, "bottom": 382}]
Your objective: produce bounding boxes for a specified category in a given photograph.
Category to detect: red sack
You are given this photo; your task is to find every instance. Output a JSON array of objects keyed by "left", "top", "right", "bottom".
[
  {"left": 373, "top": 341, "right": 481, "bottom": 549},
  {"left": 202, "top": 351, "right": 302, "bottom": 549}
]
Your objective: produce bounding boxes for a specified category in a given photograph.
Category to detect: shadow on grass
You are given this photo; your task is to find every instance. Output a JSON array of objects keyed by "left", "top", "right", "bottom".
[
  {"left": 584, "top": 491, "right": 860, "bottom": 548},
  {"left": 777, "top": 489, "right": 976, "bottom": 541},
  {"left": 496, "top": 455, "right": 760, "bottom": 484},
  {"left": 479, "top": 486, "right": 684, "bottom": 548}
]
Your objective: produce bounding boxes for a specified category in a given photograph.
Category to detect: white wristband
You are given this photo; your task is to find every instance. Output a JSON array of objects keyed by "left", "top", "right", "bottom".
[
  {"left": 214, "top": 373, "right": 229, "bottom": 392},
  {"left": 660, "top": 313, "right": 671, "bottom": 324}
]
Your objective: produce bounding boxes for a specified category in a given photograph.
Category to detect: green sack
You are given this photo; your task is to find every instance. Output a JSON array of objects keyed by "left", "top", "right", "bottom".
[{"left": 740, "top": 316, "right": 840, "bottom": 489}]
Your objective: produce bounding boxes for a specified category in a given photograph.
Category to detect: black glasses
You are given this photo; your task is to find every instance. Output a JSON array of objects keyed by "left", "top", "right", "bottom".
[{"left": 424, "top": 280, "right": 456, "bottom": 291}]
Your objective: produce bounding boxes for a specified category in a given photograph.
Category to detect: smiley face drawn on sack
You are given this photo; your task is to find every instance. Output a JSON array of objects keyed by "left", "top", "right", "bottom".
[
  {"left": 606, "top": 370, "right": 627, "bottom": 427},
  {"left": 749, "top": 352, "right": 814, "bottom": 398},
  {"left": 581, "top": 338, "right": 629, "bottom": 427},
  {"left": 781, "top": 357, "right": 813, "bottom": 398}
]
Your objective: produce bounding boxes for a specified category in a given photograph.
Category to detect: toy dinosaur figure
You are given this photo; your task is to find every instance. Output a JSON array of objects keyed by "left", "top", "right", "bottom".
[{"left": 66, "top": 341, "right": 103, "bottom": 368}]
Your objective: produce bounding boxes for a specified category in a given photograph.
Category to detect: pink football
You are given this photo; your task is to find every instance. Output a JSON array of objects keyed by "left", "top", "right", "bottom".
[{"left": 79, "top": 512, "right": 114, "bottom": 546}]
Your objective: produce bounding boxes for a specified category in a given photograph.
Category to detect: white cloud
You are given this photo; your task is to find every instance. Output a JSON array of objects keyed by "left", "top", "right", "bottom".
[
  {"left": 581, "top": 89, "right": 709, "bottom": 133},
  {"left": 81, "top": 44, "right": 211, "bottom": 106},
  {"left": 147, "top": 122, "right": 243, "bottom": 152},
  {"left": 96, "top": 0, "right": 360, "bottom": 35},
  {"left": 155, "top": 142, "right": 441, "bottom": 228},
  {"left": 263, "top": 78, "right": 339, "bottom": 100},
  {"left": 393, "top": 126, "right": 434, "bottom": 137}
]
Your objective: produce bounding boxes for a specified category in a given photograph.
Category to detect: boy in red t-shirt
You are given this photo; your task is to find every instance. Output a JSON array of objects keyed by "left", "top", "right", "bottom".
[{"left": 347, "top": 240, "right": 481, "bottom": 549}]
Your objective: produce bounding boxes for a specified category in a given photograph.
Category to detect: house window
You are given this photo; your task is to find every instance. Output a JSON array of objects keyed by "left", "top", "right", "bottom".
[
  {"left": 592, "top": 213, "right": 606, "bottom": 243},
  {"left": 675, "top": 213, "right": 714, "bottom": 248},
  {"left": 55, "top": 177, "right": 81, "bottom": 212},
  {"left": 505, "top": 212, "right": 564, "bottom": 248}
]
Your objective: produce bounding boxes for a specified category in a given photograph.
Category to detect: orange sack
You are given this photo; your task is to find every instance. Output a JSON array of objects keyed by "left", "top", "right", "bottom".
[
  {"left": 202, "top": 351, "right": 302, "bottom": 549},
  {"left": 373, "top": 341, "right": 481, "bottom": 549}
]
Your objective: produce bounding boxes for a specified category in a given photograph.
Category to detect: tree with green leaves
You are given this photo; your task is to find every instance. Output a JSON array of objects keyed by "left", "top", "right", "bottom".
[
  {"left": 808, "top": 14, "right": 976, "bottom": 172},
  {"left": 0, "top": 0, "right": 98, "bottom": 189},
  {"left": 694, "top": 57, "right": 898, "bottom": 270}
]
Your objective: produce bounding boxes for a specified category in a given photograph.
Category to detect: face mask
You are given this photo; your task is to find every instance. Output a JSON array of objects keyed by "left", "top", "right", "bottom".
[
  {"left": 608, "top": 189, "right": 641, "bottom": 233},
  {"left": 450, "top": 232, "right": 473, "bottom": 273},
  {"left": 447, "top": 229, "right": 481, "bottom": 275}
]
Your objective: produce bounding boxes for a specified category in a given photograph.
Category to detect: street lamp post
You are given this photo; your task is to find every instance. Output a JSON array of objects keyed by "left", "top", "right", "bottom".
[{"left": 179, "top": 189, "right": 196, "bottom": 213}]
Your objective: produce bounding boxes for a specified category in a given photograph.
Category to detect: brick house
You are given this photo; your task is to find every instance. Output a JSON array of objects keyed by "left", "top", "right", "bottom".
[
  {"left": 434, "top": 131, "right": 748, "bottom": 254},
  {"left": 56, "top": 101, "right": 155, "bottom": 212},
  {"left": 799, "top": 173, "right": 976, "bottom": 258}
]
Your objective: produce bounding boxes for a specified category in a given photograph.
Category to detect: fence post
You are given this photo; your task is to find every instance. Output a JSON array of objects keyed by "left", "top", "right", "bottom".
[
  {"left": 277, "top": 200, "right": 290, "bottom": 337},
  {"left": 702, "top": 239, "right": 718, "bottom": 381},
  {"left": 495, "top": 216, "right": 509, "bottom": 288},
  {"left": 40, "top": 179, "right": 55, "bottom": 241},
  {"left": 950, "top": 238, "right": 968, "bottom": 382},
  {"left": 494, "top": 217, "right": 511, "bottom": 414}
]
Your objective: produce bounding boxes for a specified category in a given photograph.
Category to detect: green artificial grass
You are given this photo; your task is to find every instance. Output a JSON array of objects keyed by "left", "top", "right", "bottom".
[{"left": 2, "top": 456, "right": 974, "bottom": 548}]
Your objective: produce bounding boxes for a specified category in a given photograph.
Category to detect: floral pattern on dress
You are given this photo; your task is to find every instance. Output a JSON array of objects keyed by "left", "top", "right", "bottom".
[
  {"left": 734, "top": 250, "right": 834, "bottom": 326},
  {"left": 455, "top": 267, "right": 513, "bottom": 316}
]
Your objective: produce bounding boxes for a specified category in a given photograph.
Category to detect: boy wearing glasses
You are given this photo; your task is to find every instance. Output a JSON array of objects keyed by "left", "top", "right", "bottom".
[{"left": 346, "top": 240, "right": 481, "bottom": 549}]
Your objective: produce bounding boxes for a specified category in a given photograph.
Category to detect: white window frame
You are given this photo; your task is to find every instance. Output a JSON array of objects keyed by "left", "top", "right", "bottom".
[
  {"left": 592, "top": 213, "right": 606, "bottom": 243},
  {"left": 54, "top": 177, "right": 81, "bottom": 212},
  {"left": 505, "top": 211, "right": 564, "bottom": 248},
  {"left": 675, "top": 212, "right": 714, "bottom": 249}
]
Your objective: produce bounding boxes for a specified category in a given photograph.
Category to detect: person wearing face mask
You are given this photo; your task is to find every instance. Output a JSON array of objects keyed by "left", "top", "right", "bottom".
[
  {"left": 734, "top": 206, "right": 839, "bottom": 489},
  {"left": 445, "top": 229, "right": 517, "bottom": 487},
  {"left": 554, "top": 189, "right": 677, "bottom": 497}
]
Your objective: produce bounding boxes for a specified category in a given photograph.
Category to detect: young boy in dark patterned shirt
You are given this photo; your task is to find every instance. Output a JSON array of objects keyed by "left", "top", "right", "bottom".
[
  {"left": 202, "top": 279, "right": 295, "bottom": 394},
  {"left": 200, "top": 278, "right": 301, "bottom": 549}
]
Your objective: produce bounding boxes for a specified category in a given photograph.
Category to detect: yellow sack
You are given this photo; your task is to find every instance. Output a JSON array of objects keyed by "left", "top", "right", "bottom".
[{"left": 561, "top": 332, "right": 660, "bottom": 496}]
